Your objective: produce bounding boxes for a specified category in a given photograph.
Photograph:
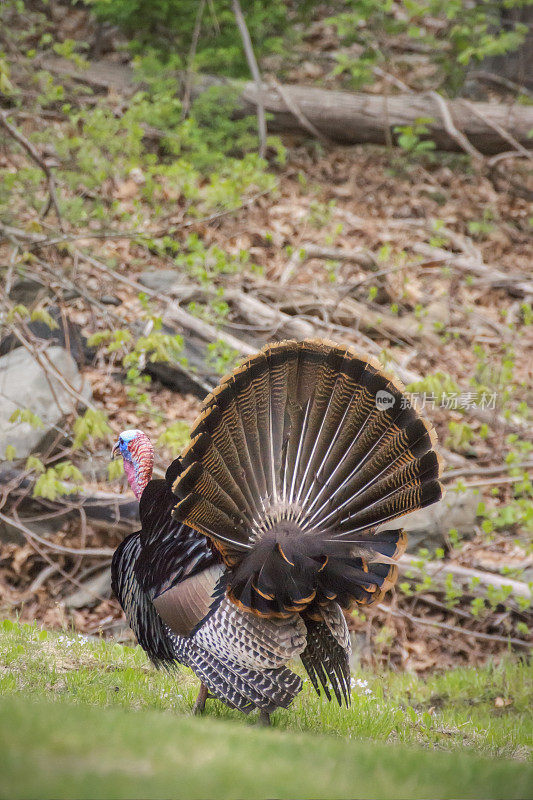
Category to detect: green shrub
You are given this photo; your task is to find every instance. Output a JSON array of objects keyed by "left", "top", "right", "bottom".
[
  {"left": 88, "top": 0, "right": 292, "bottom": 77},
  {"left": 325, "top": 0, "right": 530, "bottom": 93}
]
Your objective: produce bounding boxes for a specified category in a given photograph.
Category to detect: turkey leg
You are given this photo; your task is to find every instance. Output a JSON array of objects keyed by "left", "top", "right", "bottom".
[{"left": 193, "top": 682, "right": 209, "bottom": 714}]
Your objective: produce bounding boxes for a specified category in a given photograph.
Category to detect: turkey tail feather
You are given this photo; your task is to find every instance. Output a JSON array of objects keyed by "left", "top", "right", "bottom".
[{"left": 172, "top": 339, "right": 443, "bottom": 616}]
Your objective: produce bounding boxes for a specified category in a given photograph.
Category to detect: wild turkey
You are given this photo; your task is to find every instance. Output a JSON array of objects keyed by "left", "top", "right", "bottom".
[{"left": 111, "top": 338, "right": 443, "bottom": 720}]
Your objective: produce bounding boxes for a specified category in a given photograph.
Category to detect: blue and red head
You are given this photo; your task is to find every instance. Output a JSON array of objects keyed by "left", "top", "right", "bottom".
[{"left": 112, "top": 429, "right": 154, "bottom": 500}]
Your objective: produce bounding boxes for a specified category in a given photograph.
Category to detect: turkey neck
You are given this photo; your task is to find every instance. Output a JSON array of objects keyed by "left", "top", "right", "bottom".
[{"left": 125, "top": 436, "right": 154, "bottom": 499}]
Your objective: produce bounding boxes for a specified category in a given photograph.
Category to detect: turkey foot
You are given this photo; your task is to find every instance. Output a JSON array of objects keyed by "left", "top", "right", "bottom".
[{"left": 258, "top": 710, "right": 271, "bottom": 726}]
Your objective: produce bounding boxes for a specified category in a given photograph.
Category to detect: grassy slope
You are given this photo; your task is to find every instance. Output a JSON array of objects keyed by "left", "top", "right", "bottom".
[
  {"left": 0, "top": 621, "right": 531, "bottom": 800},
  {"left": 2, "top": 695, "right": 532, "bottom": 800}
]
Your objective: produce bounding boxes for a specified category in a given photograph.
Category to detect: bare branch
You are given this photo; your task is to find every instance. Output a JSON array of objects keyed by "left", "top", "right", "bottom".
[
  {"left": 378, "top": 603, "right": 531, "bottom": 649},
  {"left": 429, "top": 91, "right": 484, "bottom": 163},
  {"left": 181, "top": 0, "right": 207, "bottom": 120},
  {"left": 469, "top": 69, "right": 533, "bottom": 100},
  {"left": 231, "top": 0, "right": 267, "bottom": 158},
  {"left": 462, "top": 98, "right": 533, "bottom": 162},
  {"left": 443, "top": 459, "right": 533, "bottom": 481},
  {"left": 0, "top": 109, "right": 65, "bottom": 231},
  {"left": 0, "top": 510, "right": 114, "bottom": 557}
]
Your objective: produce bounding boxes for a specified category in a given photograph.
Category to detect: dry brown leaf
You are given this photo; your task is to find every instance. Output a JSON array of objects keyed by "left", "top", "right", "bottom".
[
  {"left": 114, "top": 179, "right": 139, "bottom": 200},
  {"left": 494, "top": 697, "right": 513, "bottom": 708}
]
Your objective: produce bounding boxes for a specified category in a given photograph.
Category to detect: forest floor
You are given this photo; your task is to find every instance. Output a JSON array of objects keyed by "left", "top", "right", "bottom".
[
  {"left": 0, "top": 1, "right": 531, "bottom": 677},
  {"left": 1, "top": 621, "right": 532, "bottom": 799}
]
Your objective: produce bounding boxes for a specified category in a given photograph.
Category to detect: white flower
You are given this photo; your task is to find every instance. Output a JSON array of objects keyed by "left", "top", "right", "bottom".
[{"left": 350, "top": 677, "right": 374, "bottom": 697}]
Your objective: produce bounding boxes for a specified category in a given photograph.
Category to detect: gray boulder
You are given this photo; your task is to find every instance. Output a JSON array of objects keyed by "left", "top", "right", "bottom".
[
  {"left": 139, "top": 269, "right": 181, "bottom": 292},
  {"left": 382, "top": 489, "right": 480, "bottom": 553},
  {"left": 0, "top": 345, "right": 92, "bottom": 461}
]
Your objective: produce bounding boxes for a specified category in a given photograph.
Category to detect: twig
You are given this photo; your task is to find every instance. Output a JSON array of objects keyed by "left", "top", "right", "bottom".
[
  {"left": 0, "top": 109, "right": 65, "bottom": 231},
  {"left": 398, "top": 555, "right": 531, "bottom": 611},
  {"left": 297, "top": 243, "right": 376, "bottom": 268},
  {"left": 336, "top": 263, "right": 409, "bottom": 301},
  {"left": 468, "top": 70, "right": 533, "bottom": 100},
  {"left": 181, "top": 0, "right": 207, "bottom": 120},
  {"left": 27, "top": 562, "right": 62, "bottom": 593},
  {"left": 231, "top": 0, "right": 267, "bottom": 158},
  {"left": 271, "top": 78, "right": 331, "bottom": 146},
  {"left": 279, "top": 242, "right": 375, "bottom": 285},
  {"left": 455, "top": 474, "right": 532, "bottom": 490},
  {"left": 372, "top": 65, "right": 413, "bottom": 94},
  {"left": 488, "top": 150, "right": 533, "bottom": 168},
  {"left": 206, "top": 0, "right": 220, "bottom": 34},
  {"left": 0, "top": 510, "right": 114, "bottom": 557},
  {"left": 461, "top": 99, "right": 533, "bottom": 162},
  {"left": 429, "top": 91, "right": 484, "bottom": 163},
  {"left": 378, "top": 603, "right": 531, "bottom": 649},
  {"left": 442, "top": 459, "right": 533, "bottom": 481},
  {"left": 415, "top": 593, "right": 473, "bottom": 621}
]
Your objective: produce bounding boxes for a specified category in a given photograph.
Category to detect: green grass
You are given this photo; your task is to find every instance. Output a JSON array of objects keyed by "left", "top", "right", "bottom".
[{"left": 0, "top": 620, "right": 531, "bottom": 799}]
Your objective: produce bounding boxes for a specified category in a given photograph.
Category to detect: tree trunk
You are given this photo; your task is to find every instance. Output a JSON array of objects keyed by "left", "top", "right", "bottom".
[{"left": 478, "top": 5, "right": 533, "bottom": 90}]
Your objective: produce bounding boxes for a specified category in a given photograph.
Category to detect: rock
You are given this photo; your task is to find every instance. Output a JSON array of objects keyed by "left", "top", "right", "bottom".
[
  {"left": 8, "top": 277, "right": 44, "bottom": 306},
  {"left": 100, "top": 295, "right": 121, "bottom": 306},
  {"left": 139, "top": 269, "right": 181, "bottom": 292},
  {"left": 0, "top": 345, "right": 92, "bottom": 461},
  {"left": 0, "top": 306, "right": 93, "bottom": 368},
  {"left": 383, "top": 489, "right": 479, "bottom": 553},
  {"left": 64, "top": 568, "right": 112, "bottom": 609}
]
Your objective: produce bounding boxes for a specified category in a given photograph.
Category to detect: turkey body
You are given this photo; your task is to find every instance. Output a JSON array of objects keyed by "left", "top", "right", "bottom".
[
  {"left": 112, "top": 339, "right": 443, "bottom": 715},
  {"left": 112, "top": 467, "right": 310, "bottom": 712}
]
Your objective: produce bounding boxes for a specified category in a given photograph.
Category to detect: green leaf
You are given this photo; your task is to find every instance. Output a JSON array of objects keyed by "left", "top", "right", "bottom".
[
  {"left": 4, "top": 445, "right": 17, "bottom": 461},
  {"left": 30, "top": 309, "right": 59, "bottom": 330},
  {"left": 25, "top": 456, "right": 45, "bottom": 474},
  {"left": 108, "top": 459, "right": 124, "bottom": 480},
  {"left": 73, "top": 409, "right": 111, "bottom": 449}
]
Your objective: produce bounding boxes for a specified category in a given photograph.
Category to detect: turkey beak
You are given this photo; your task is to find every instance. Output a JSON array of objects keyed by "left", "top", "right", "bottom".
[{"left": 111, "top": 440, "right": 121, "bottom": 460}]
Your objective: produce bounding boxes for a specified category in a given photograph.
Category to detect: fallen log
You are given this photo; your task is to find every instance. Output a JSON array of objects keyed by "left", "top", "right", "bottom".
[
  {"left": 413, "top": 242, "right": 533, "bottom": 298},
  {"left": 397, "top": 555, "right": 531, "bottom": 612},
  {"left": 0, "top": 466, "right": 139, "bottom": 539},
  {"left": 42, "top": 56, "right": 533, "bottom": 155},
  {"left": 213, "top": 78, "right": 533, "bottom": 155}
]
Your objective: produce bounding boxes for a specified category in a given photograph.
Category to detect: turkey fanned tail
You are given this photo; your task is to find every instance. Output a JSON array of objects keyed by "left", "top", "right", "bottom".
[{"left": 171, "top": 339, "right": 443, "bottom": 618}]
